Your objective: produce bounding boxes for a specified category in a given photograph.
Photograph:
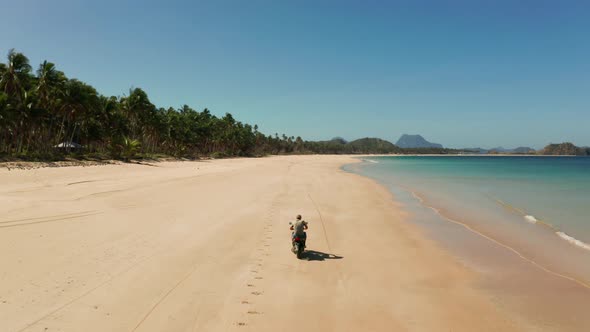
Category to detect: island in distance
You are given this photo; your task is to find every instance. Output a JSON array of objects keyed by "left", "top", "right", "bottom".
[
  {"left": 395, "top": 134, "right": 443, "bottom": 149},
  {"left": 463, "top": 147, "right": 536, "bottom": 154},
  {"left": 312, "top": 136, "right": 589, "bottom": 156}
]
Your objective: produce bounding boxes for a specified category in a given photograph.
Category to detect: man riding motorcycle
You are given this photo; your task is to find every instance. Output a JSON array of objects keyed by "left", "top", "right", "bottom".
[{"left": 290, "top": 214, "right": 308, "bottom": 252}]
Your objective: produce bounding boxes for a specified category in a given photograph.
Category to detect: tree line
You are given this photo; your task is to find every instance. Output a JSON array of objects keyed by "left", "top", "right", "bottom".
[
  {"left": 540, "top": 143, "right": 590, "bottom": 156},
  {"left": 1, "top": 49, "right": 509, "bottom": 161},
  {"left": 0, "top": 49, "right": 330, "bottom": 160}
]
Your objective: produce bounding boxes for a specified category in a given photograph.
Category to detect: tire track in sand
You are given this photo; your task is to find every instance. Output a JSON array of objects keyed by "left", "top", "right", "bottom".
[{"left": 0, "top": 211, "right": 101, "bottom": 229}]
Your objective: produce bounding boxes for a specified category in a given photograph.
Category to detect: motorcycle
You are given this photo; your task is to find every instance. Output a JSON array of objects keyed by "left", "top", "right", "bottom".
[{"left": 291, "top": 235, "right": 306, "bottom": 259}]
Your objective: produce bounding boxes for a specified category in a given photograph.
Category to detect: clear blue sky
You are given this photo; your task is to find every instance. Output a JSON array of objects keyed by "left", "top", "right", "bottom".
[{"left": 2, "top": 0, "right": 589, "bottom": 149}]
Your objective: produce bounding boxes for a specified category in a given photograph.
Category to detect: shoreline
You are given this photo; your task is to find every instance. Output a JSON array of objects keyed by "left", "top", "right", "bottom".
[
  {"left": 347, "top": 157, "right": 590, "bottom": 331},
  {"left": 0, "top": 155, "right": 563, "bottom": 331},
  {"left": 379, "top": 154, "right": 582, "bottom": 157},
  {"left": 2, "top": 152, "right": 586, "bottom": 170}
]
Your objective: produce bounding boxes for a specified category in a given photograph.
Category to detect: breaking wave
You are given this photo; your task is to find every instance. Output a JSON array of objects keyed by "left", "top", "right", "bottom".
[
  {"left": 491, "top": 197, "right": 590, "bottom": 251},
  {"left": 404, "top": 188, "right": 590, "bottom": 289},
  {"left": 556, "top": 232, "right": 590, "bottom": 251}
]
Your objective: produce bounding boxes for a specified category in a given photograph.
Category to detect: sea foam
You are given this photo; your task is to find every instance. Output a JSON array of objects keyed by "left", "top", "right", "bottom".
[
  {"left": 524, "top": 215, "right": 538, "bottom": 224},
  {"left": 556, "top": 232, "right": 590, "bottom": 251}
]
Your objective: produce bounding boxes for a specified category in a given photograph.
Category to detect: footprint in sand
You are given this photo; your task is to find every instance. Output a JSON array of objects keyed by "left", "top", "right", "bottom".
[
  {"left": 251, "top": 291, "right": 263, "bottom": 296},
  {"left": 254, "top": 276, "right": 263, "bottom": 280},
  {"left": 237, "top": 322, "right": 246, "bottom": 326},
  {"left": 247, "top": 284, "right": 255, "bottom": 287},
  {"left": 247, "top": 310, "right": 261, "bottom": 315}
]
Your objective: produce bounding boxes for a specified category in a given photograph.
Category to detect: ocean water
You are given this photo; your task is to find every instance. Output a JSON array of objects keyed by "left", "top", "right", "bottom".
[{"left": 344, "top": 156, "right": 590, "bottom": 285}]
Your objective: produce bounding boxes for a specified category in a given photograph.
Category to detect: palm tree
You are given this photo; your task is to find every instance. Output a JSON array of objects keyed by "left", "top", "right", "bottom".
[
  {"left": 2, "top": 50, "right": 333, "bottom": 159},
  {"left": 55, "top": 79, "right": 99, "bottom": 151},
  {"left": 0, "top": 91, "right": 10, "bottom": 153},
  {"left": 33, "top": 61, "right": 67, "bottom": 152},
  {"left": 0, "top": 49, "right": 33, "bottom": 153},
  {"left": 36, "top": 61, "right": 65, "bottom": 110},
  {"left": 0, "top": 49, "right": 32, "bottom": 101},
  {"left": 122, "top": 136, "right": 141, "bottom": 161},
  {"left": 120, "top": 88, "right": 154, "bottom": 139}
]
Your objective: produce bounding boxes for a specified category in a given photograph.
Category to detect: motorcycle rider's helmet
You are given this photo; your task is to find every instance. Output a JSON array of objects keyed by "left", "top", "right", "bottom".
[{"left": 296, "top": 214, "right": 302, "bottom": 220}]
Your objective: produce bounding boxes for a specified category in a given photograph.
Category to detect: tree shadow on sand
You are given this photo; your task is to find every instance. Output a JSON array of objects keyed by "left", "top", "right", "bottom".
[{"left": 303, "top": 250, "right": 343, "bottom": 261}]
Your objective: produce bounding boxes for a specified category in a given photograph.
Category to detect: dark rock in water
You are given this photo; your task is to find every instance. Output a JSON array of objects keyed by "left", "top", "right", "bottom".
[{"left": 395, "top": 134, "right": 443, "bottom": 149}]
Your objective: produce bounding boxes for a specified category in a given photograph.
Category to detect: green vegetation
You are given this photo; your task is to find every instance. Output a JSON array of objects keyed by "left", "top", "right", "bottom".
[
  {"left": 0, "top": 50, "right": 324, "bottom": 160},
  {"left": 400, "top": 147, "right": 463, "bottom": 154},
  {"left": 302, "top": 138, "right": 401, "bottom": 154},
  {"left": 0, "top": 50, "right": 434, "bottom": 160},
  {"left": 3, "top": 50, "right": 586, "bottom": 161},
  {"left": 540, "top": 143, "right": 590, "bottom": 156}
]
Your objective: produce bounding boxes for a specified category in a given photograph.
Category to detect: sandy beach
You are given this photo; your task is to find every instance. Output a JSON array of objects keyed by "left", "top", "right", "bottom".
[{"left": 0, "top": 155, "right": 520, "bottom": 331}]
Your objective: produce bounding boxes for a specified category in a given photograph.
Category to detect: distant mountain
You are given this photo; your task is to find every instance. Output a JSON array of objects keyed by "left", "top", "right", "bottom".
[
  {"left": 347, "top": 138, "right": 401, "bottom": 154},
  {"left": 329, "top": 137, "right": 348, "bottom": 145},
  {"left": 541, "top": 142, "right": 589, "bottom": 155},
  {"left": 396, "top": 134, "right": 443, "bottom": 149},
  {"left": 488, "top": 147, "right": 510, "bottom": 153},
  {"left": 462, "top": 148, "right": 488, "bottom": 154},
  {"left": 512, "top": 147, "right": 536, "bottom": 154},
  {"left": 488, "top": 146, "right": 535, "bottom": 154},
  {"left": 307, "top": 137, "right": 400, "bottom": 154}
]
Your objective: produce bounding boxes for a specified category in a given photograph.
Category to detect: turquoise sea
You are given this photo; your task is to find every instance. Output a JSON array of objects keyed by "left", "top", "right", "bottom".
[{"left": 345, "top": 156, "right": 590, "bottom": 284}]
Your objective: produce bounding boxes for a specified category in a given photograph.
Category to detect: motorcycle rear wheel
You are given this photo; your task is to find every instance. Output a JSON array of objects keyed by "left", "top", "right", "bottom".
[{"left": 296, "top": 245, "right": 304, "bottom": 259}]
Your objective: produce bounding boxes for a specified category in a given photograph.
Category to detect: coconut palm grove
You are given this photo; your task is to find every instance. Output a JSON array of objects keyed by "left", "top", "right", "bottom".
[{"left": 0, "top": 49, "right": 414, "bottom": 160}]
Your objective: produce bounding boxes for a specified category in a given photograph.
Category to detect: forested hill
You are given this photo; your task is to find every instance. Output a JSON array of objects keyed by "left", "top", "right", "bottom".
[
  {"left": 303, "top": 138, "right": 401, "bottom": 154},
  {"left": 395, "top": 134, "right": 442, "bottom": 148},
  {"left": 0, "top": 50, "right": 403, "bottom": 160},
  {"left": 347, "top": 138, "right": 401, "bottom": 153},
  {"left": 541, "top": 143, "right": 590, "bottom": 156}
]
